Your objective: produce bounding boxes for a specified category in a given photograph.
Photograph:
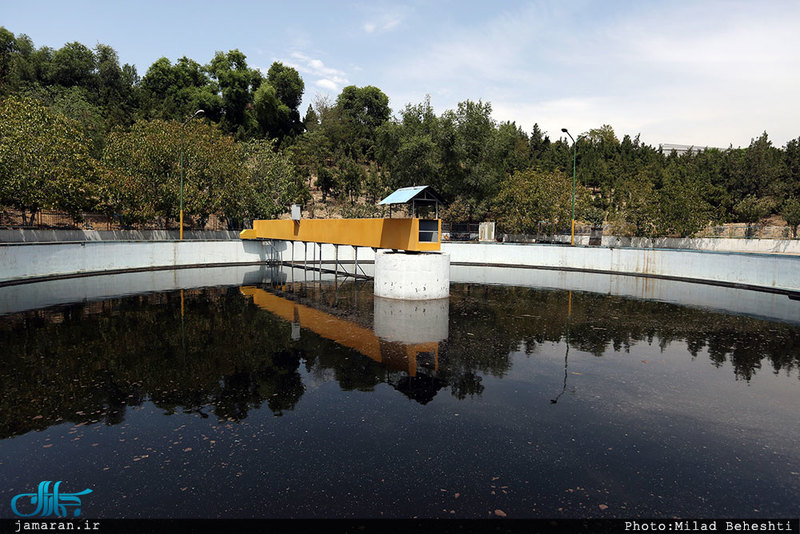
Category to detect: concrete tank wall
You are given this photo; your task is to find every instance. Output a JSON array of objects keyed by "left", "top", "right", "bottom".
[
  {"left": 1, "top": 238, "right": 798, "bottom": 296},
  {"left": 0, "top": 229, "right": 241, "bottom": 242},
  {"left": 0, "top": 240, "right": 268, "bottom": 284},
  {"left": 442, "top": 242, "right": 799, "bottom": 293},
  {"left": 441, "top": 242, "right": 800, "bottom": 294},
  {"left": 544, "top": 234, "right": 800, "bottom": 254}
]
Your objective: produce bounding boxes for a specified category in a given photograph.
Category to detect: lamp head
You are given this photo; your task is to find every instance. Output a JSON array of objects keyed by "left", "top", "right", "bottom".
[{"left": 561, "top": 128, "right": 568, "bottom": 133}]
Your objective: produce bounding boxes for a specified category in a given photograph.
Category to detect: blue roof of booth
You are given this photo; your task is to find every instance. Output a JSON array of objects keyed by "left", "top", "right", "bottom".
[{"left": 378, "top": 185, "right": 444, "bottom": 205}]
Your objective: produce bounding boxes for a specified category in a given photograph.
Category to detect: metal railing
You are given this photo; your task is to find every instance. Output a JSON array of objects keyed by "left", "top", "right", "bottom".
[
  {"left": 445, "top": 222, "right": 797, "bottom": 242},
  {"left": 0, "top": 209, "right": 244, "bottom": 231}
]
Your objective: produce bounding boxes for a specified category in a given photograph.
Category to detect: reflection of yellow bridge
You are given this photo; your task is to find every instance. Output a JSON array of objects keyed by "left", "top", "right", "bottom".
[
  {"left": 239, "top": 218, "right": 441, "bottom": 252},
  {"left": 240, "top": 287, "right": 438, "bottom": 376}
]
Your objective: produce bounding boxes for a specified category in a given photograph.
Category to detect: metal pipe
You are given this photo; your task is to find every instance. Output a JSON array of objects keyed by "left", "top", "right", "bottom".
[{"left": 179, "top": 109, "right": 204, "bottom": 240}]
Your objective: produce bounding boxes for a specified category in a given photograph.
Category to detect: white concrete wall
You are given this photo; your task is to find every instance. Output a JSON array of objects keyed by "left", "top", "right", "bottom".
[
  {"left": 441, "top": 242, "right": 800, "bottom": 293},
  {"left": 2, "top": 239, "right": 798, "bottom": 295},
  {"left": 0, "top": 229, "right": 240, "bottom": 242},
  {"left": 450, "top": 265, "right": 800, "bottom": 326},
  {"left": 272, "top": 240, "right": 799, "bottom": 292},
  {"left": 0, "top": 240, "right": 268, "bottom": 283},
  {"left": 0, "top": 265, "right": 272, "bottom": 315},
  {"left": 4, "top": 262, "right": 797, "bottom": 326},
  {"left": 547, "top": 234, "right": 800, "bottom": 254}
]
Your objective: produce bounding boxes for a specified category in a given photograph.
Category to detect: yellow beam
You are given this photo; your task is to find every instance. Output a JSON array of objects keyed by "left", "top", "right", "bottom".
[{"left": 239, "top": 218, "right": 440, "bottom": 252}]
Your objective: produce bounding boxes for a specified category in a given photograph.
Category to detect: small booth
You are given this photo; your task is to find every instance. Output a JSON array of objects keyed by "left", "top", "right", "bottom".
[
  {"left": 374, "top": 186, "right": 449, "bottom": 301},
  {"left": 378, "top": 185, "right": 444, "bottom": 220}
]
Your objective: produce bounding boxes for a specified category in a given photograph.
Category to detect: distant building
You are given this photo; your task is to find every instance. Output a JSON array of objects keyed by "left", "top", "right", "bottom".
[{"left": 659, "top": 143, "right": 722, "bottom": 155}]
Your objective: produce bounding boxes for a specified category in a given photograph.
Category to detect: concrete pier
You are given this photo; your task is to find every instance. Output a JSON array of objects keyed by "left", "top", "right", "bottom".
[{"left": 373, "top": 250, "right": 450, "bottom": 300}]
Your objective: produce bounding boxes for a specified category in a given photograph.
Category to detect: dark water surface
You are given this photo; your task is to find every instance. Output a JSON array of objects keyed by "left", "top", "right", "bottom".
[{"left": 1, "top": 268, "right": 799, "bottom": 519}]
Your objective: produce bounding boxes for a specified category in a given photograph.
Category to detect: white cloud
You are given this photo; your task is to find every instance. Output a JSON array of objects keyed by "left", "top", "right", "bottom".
[
  {"left": 285, "top": 51, "right": 349, "bottom": 93},
  {"left": 316, "top": 79, "right": 339, "bottom": 91},
  {"left": 382, "top": 1, "right": 800, "bottom": 148},
  {"left": 361, "top": 5, "right": 410, "bottom": 34}
]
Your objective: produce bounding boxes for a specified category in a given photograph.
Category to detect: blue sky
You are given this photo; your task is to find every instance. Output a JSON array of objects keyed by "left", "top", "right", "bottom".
[{"left": 3, "top": 0, "right": 799, "bottom": 149}]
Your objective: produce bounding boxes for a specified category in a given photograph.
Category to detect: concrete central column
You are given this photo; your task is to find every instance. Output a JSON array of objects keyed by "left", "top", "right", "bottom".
[{"left": 374, "top": 250, "right": 450, "bottom": 300}]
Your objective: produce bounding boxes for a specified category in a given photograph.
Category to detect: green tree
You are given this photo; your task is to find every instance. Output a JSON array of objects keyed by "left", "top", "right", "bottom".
[
  {"left": 0, "top": 27, "right": 18, "bottom": 92},
  {"left": 335, "top": 85, "right": 391, "bottom": 160},
  {"left": 493, "top": 168, "right": 580, "bottom": 235},
  {"left": 610, "top": 169, "right": 659, "bottom": 237},
  {"left": 440, "top": 195, "right": 477, "bottom": 224},
  {"left": 783, "top": 137, "right": 800, "bottom": 199},
  {"left": 303, "top": 105, "right": 319, "bottom": 132},
  {"left": 334, "top": 156, "right": 365, "bottom": 203},
  {"left": 224, "top": 139, "right": 308, "bottom": 223},
  {"left": 0, "top": 96, "right": 97, "bottom": 222},
  {"left": 267, "top": 62, "right": 304, "bottom": 110},
  {"left": 287, "top": 127, "right": 333, "bottom": 189},
  {"left": 577, "top": 124, "right": 620, "bottom": 191},
  {"left": 781, "top": 198, "right": 800, "bottom": 238},
  {"left": 266, "top": 62, "right": 304, "bottom": 137},
  {"left": 375, "top": 97, "right": 441, "bottom": 192},
  {"left": 528, "top": 123, "right": 554, "bottom": 170},
  {"left": 50, "top": 86, "right": 105, "bottom": 157},
  {"left": 734, "top": 194, "right": 775, "bottom": 237},
  {"left": 47, "top": 42, "right": 96, "bottom": 88},
  {"left": 447, "top": 100, "right": 504, "bottom": 212},
  {"left": 363, "top": 163, "right": 385, "bottom": 204},
  {"left": 140, "top": 57, "right": 222, "bottom": 123},
  {"left": 728, "top": 132, "right": 786, "bottom": 203},
  {"left": 734, "top": 194, "right": 774, "bottom": 224},
  {"left": 102, "top": 119, "right": 241, "bottom": 227},
  {"left": 206, "top": 49, "right": 261, "bottom": 138},
  {"left": 253, "top": 81, "right": 291, "bottom": 140},
  {"left": 315, "top": 165, "right": 335, "bottom": 202},
  {"left": 493, "top": 121, "right": 530, "bottom": 176},
  {"left": 656, "top": 163, "right": 713, "bottom": 237},
  {"left": 94, "top": 43, "right": 137, "bottom": 130}
]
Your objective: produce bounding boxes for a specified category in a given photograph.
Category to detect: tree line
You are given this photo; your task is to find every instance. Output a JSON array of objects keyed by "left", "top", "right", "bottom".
[{"left": 1, "top": 27, "right": 799, "bottom": 236}]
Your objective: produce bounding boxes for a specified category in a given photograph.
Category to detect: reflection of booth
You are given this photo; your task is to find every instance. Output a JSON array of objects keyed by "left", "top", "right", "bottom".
[{"left": 240, "top": 286, "right": 445, "bottom": 376}]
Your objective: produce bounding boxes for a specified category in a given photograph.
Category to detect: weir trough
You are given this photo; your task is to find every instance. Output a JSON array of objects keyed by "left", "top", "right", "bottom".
[{"left": 241, "top": 186, "right": 451, "bottom": 300}]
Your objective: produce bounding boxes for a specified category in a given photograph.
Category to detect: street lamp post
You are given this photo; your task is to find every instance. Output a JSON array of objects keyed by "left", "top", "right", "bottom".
[
  {"left": 561, "top": 128, "right": 577, "bottom": 246},
  {"left": 180, "top": 109, "right": 204, "bottom": 240}
]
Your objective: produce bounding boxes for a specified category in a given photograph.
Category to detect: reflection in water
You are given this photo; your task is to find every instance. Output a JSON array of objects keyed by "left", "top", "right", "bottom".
[
  {"left": 2, "top": 280, "right": 798, "bottom": 439},
  {"left": 373, "top": 296, "right": 449, "bottom": 344},
  {"left": 241, "top": 283, "right": 451, "bottom": 405},
  {"left": 1, "top": 271, "right": 799, "bottom": 518},
  {"left": 551, "top": 291, "right": 572, "bottom": 405},
  {"left": 240, "top": 286, "right": 447, "bottom": 377}
]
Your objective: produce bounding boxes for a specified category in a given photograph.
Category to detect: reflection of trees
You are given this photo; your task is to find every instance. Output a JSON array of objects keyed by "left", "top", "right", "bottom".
[
  {"left": 451, "top": 284, "right": 800, "bottom": 383},
  {"left": 1, "top": 282, "right": 798, "bottom": 439},
  {"left": 390, "top": 374, "right": 448, "bottom": 405},
  {"left": 0, "top": 288, "right": 307, "bottom": 438}
]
